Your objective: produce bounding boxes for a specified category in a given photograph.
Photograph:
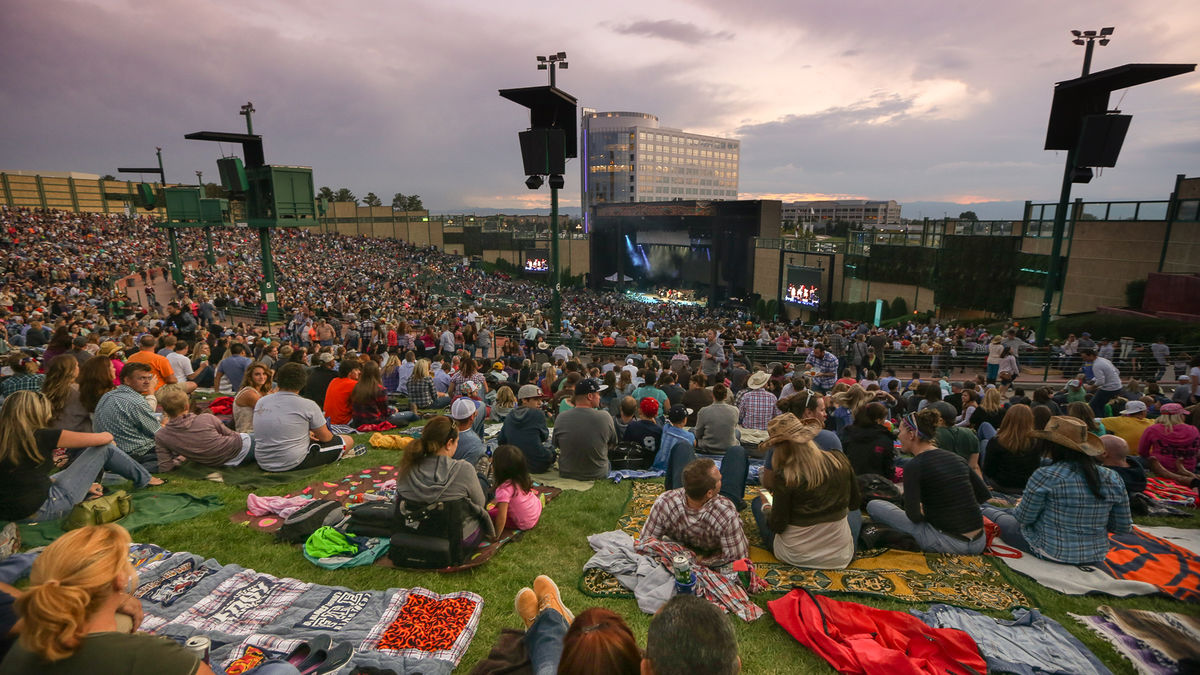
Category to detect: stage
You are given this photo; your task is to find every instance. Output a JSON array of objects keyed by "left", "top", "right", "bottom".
[{"left": 624, "top": 289, "right": 706, "bottom": 307}]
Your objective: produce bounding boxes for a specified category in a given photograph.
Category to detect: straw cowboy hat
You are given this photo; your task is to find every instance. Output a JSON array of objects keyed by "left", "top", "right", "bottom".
[
  {"left": 1032, "top": 416, "right": 1104, "bottom": 456},
  {"left": 764, "top": 413, "right": 820, "bottom": 447},
  {"left": 746, "top": 371, "right": 770, "bottom": 390}
]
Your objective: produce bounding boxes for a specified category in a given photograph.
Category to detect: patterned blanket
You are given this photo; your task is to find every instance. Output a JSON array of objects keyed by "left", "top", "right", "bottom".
[
  {"left": 580, "top": 481, "right": 1029, "bottom": 612},
  {"left": 127, "top": 544, "right": 480, "bottom": 674},
  {"left": 1071, "top": 605, "right": 1200, "bottom": 675}
]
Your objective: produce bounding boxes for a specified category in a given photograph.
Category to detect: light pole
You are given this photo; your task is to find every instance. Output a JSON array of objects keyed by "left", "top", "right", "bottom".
[
  {"left": 537, "top": 52, "right": 568, "bottom": 334},
  {"left": 536, "top": 52, "right": 568, "bottom": 87},
  {"left": 197, "top": 170, "right": 217, "bottom": 265},
  {"left": 240, "top": 102, "right": 255, "bottom": 135},
  {"left": 1036, "top": 27, "right": 1113, "bottom": 347}
]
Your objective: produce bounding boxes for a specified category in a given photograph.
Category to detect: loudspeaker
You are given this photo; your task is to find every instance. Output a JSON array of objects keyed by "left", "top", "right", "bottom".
[
  {"left": 1076, "top": 114, "right": 1131, "bottom": 168},
  {"left": 518, "top": 129, "right": 566, "bottom": 176},
  {"left": 217, "top": 156, "right": 249, "bottom": 193}
]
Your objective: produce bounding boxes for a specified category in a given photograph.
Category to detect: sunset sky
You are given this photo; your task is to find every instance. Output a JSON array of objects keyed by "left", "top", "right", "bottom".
[{"left": 2, "top": 0, "right": 1197, "bottom": 211}]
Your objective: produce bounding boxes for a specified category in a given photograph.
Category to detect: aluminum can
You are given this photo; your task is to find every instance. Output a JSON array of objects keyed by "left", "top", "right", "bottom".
[
  {"left": 671, "top": 554, "right": 691, "bottom": 584},
  {"left": 184, "top": 636, "right": 211, "bottom": 665}
]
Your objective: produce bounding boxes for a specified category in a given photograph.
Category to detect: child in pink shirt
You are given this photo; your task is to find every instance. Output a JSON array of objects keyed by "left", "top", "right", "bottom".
[{"left": 489, "top": 444, "right": 543, "bottom": 535}]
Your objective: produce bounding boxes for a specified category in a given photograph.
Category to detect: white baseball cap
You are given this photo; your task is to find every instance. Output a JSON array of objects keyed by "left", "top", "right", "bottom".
[{"left": 450, "top": 398, "right": 478, "bottom": 420}]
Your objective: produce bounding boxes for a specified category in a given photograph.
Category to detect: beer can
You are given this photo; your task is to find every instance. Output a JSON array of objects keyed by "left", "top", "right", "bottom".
[
  {"left": 671, "top": 554, "right": 691, "bottom": 584},
  {"left": 184, "top": 636, "right": 211, "bottom": 665}
]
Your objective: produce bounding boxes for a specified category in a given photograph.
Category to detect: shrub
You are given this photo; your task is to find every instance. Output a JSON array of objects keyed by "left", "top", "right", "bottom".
[
  {"left": 1125, "top": 279, "right": 1147, "bottom": 309},
  {"left": 891, "top": 296, "right": 908, "bottom": 318}
]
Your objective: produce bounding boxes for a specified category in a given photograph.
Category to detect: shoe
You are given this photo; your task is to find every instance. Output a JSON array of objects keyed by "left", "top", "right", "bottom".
[
  {"left": 309, "top": 642, "right": 355, "bottom": 675},
  {"left": 533, "top": 575, "right": 573, "bottom": 625},
  {"left": 340, "top": 444, "right": 369, "bottom": 460},
  {"left": 292, "top": 634, "right": 334, "bottom": 671},
  {"left": 514, "top": 587, "right": 538, "bottom": 629}
]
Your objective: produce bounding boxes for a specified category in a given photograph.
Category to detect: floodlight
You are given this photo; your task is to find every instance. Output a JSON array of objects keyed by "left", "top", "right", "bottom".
[
  {"left": 537, "top": 56, "right": 547, "bottom": 62},
  {"left": 1071, "top": 30, "right": 1082, "bottom": 37},
  {"left": 556, "top": 51, "right": 566, "bottom": 59},
  {"left": 559, "top": 62, "right": 568, "bottom": 69},
  {"left": 525, "top": 175, "right": 544, "bottom": 190},
  {"left": 548, "top": 174, "right": 565, "bottom": 189},
  {"left": 1099, "top": 39, "right": 1110, "bottom": 46},
  {"left": 538, "top": 64, "right": 548, "bottom": 70},
  {"left": 1100, "top": 27, "right": 1114, "bottom": 35},
  {"left": 1073, "top": 39, "right": 1085, "bottom": 45},
  {"left": 1084, "top": 30, "right": 1096, "bottom": 36}
]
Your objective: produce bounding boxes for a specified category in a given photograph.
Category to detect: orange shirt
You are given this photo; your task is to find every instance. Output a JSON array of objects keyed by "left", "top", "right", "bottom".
[
  {"left": 126, "top": 350, "right": 176, "bottom": 391},
  {"left": 323, "top": 377, "right": 357, "bottom": 425}
]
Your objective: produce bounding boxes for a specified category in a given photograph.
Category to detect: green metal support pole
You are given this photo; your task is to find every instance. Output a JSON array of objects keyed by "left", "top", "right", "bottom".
[
  {"left": 258, "top": 226, "right": 279, "bottom": 325},
  {"left": 203, "top": 226, "right": 217, "bottom": 265},
  {"left": 1036, "top": 145, "right": 1077, "bottom": 348},
  {"left": 167, "top": 227, "right": 184, "bottom": 285},
  {"left": 156, "top": 148, "right": 166, "bottom": 187},
  {"left": 550, "top": 183, "right": 562, "bottom": 335},
  {"left": 1158, "top": 174, "right": 1185, "bottom": 273}
]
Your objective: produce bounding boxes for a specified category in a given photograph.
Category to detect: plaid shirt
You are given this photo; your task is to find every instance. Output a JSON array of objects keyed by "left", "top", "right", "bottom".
[
  {"left": 639, "top": 488, "right": 747, "bottom": 568},
  {"left": 806, "top": 351, "right": 840, "bottom": 390},
  {"left": 1014, "top": 463, "right": 1132, "bottom": 564},
  {"left": 737, "top": 389, "right": 778, "bottom": 430},
  {"left": 93, "top": 385, "right": 158, "bottom": 458},
  {"left": 408, "top": 376, "right": 437, "bottom": 409},
  {"left": 0, "top": 373, "right": 44, "bottom": 398}
]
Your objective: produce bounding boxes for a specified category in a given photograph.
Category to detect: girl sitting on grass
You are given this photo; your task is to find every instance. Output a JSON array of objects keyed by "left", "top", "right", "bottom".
[{"left": 489, "top": 444, "right": 542, "bottom": 536}]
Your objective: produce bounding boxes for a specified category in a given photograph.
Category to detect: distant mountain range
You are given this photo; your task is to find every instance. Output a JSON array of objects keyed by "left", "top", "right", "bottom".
[{"left": 439, "top": 200, "right": 1029, "bottom": 220}]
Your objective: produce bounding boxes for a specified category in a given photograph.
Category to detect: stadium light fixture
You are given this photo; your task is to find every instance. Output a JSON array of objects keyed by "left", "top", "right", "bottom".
[{"left": 525, "top": 175, "right": 544, "bottom": 190}]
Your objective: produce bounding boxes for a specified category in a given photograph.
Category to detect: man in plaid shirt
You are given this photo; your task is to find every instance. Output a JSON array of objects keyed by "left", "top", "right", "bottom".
[
  {"left": 639, "top": 458, "right": 748, "bottom": 568},
  {"left": 805, "top": 343, "right": 840, "bottom": 393},
  {"left": 737, "top": 371, "right": 777, "bottom": 430},
  {"left": 93, "top": 362, "right": 161, "bottom": 472}
]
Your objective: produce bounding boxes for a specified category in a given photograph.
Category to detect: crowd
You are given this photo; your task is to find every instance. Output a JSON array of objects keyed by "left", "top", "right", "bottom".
[{"left": 1, "top": 206, "right": 1199, "bottom": 673}]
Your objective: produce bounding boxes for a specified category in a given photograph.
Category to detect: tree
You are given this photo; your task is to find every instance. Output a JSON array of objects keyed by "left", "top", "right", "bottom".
[
  {"left": 405, "top": 195, "right": 424, "bottom": 211},
  {"left": 101, "top": 174, "right": 117, "bottom": 181},
  {"left": 333, "top": 188, "right": 357, "bottom": 204},
  {"left": 202, "top": 182, "right": 224, "bottom": 199},
  {"left": 958, "top": 210, "right": 979, "bottom": 221},
  {"left": 363, "top": 192, "right": 382, "bottom": 207},
  {"left": 891, "top": 296, "right": 908, "bottom": 317},
  {"left": 318, "top": 186, "right": 335, "bottom": 201},
  {"left": 391, "top": 192, "right": 407, "bottom": 209}
]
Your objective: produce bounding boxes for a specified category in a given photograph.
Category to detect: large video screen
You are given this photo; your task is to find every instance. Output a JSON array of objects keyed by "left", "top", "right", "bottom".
[
  {"left": 524, "top": 249, "right": 549, "bottom": 273},
  {"left": 785, "top": 266, "right": 823, "bottom": 308},
  {"left": 623, "top": 235, "right": 712, "bottom": 285}
]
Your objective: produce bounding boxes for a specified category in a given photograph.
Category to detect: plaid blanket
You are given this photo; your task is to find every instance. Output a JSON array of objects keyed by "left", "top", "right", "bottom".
[{"left": 129, "top": 547, "right": 482, "bottom": 672}]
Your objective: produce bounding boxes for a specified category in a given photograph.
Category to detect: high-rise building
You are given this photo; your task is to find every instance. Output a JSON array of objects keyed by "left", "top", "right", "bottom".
[
  {"left": 782, "top": 199, "right": 901, "bottom": 230},
  {"left": 580, "top": 110, "right": 739, "bottom": 231}
]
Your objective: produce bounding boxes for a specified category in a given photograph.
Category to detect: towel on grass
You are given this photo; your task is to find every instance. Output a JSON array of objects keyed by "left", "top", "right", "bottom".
[{"left": 19, "top": 492, "right": 223, "bottom": 548}]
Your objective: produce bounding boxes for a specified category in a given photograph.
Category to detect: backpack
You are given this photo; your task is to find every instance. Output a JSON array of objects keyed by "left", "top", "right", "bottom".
[
  {"left": 64, "top": 491, "right": 132, "bottom": 530},
  {"left": 857, "top": 473, "right": 902, "bottom": 509},
  {"left": 276, "top": 500, "right": 347, "bottom": 543},
  {"left": 610, "top": 441, "right": 654, "bottom": 471},
  {"left": 388, "top": 498, "right": 480, "bottom": 568},
  {"left": 346, "top": 501, "right": 395, "bottom": 538}
]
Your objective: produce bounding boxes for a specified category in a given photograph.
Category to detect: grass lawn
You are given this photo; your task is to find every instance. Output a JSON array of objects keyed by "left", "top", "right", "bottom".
[{"left": 123, "top": 430, "right": 1197, "bottom": 674}]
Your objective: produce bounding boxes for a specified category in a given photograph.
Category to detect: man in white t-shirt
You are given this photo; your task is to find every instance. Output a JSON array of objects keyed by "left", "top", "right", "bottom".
[
  {"left": 165, "top": 341, "right": 199, "bottom": 394},
  {"left": 253, "top": 363, "right": 354, "bottom": 472}
]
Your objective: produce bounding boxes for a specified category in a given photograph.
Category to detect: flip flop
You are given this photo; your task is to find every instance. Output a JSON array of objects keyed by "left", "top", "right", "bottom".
[{"left": 147, "top": 478, "right": 169, "bottom": 488}]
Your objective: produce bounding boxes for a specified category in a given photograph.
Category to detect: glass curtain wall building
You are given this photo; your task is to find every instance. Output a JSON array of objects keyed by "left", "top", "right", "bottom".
[{"left": 580, "top": 110, "right": 739, "bottom": 231}]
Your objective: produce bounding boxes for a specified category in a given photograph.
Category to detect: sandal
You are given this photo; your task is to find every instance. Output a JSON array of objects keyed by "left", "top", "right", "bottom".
[{"left": 147, "top": 478, "right": 168, "bottom": 488}]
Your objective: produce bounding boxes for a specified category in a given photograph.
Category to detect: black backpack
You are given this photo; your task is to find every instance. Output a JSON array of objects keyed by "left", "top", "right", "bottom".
[
  {"left": 388, "top": 498, "right": 480, "bottom": 568},
  {"left": 276, "top": 500, "right": 347, "bottom": 543},
  {"left": 346, "top": 502, "right": 395, "bottom": 538},
  {"left": 610, "top": 441, "right": 654, "bottom": 471}
]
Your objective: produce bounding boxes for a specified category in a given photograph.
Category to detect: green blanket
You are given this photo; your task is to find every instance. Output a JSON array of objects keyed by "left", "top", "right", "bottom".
[
  {"left": 171, "top": 461, "right": 322, "bottom": 488},
  {"left": 19, "top": 492, "right": 224, "bottom": 548}
]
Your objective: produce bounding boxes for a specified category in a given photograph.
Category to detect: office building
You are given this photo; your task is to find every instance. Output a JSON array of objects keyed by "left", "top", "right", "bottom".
[
  {"left": 580, "top": 110, "right": 739, "bottom": 230},
  {"left": 783, "top": 199, "right": 901, "bottom": 230}
]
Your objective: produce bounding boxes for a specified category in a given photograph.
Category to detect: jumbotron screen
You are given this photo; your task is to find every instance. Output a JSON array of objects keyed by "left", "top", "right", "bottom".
[
  {"left": 524, "top": 249, "right": 549, "bottom": 273},
  {"left": 785, "top": 266, "right": 822, "bottom": 308}
]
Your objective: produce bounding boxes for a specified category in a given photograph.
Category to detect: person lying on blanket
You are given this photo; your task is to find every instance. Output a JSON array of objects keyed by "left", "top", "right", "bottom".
[
  {"left": 981, "top": 415, "right": 1132, "bottom": 565},
  {"left": 639, "top": 458, "right": 749, "bottom": 568}
]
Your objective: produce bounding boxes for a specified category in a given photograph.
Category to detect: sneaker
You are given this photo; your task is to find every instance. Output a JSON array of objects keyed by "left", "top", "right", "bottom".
[
  {"left": 310, "top": 642, "right": 355, "bottom": 675},
  {"left": 514, "top": 587, "right": 538, "bottom": 629},
  {"left": 533, "top": 575, "right": 573, "bottom": 625},
  {"left": 340, "top": 444, "right": 368, "bottom": 460}
]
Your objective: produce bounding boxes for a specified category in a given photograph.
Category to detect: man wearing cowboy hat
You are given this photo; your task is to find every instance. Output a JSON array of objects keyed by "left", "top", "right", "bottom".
[
  {"left": 981, "top": 416, "right": 1130, "bottom": 565},
  {"left": 737, "top": 371, "right": 777, "bottom": 431}
]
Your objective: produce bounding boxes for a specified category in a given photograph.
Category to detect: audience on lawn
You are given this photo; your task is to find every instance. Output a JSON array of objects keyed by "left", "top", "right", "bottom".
[
  {"left": 553, "top": 379, "right": 618, "bottom": 481},
  {"left": 232, "top": 362, "right": 273, "bottom": 432},
  {"left": 655, "top": 404, "right": 695, "bottom": 472},
  {"left": 981, "top": 403, "right": 1042, "bottom": 493},
  {"left": 300, "top": 352, "right": 338, "bottom": 406},
  {"left": 640, "top": 458, "right": 748, "bottom": 568},
  {"left": 43, "top": 354, "right": 89, "bottom": 433},
  {"left": 1101, "top": 399, "right": 1154, "bottom": 452},
  {"left": 322, "top": 359, "right": 362, "bottom": 426},
  {"left": 253, "top": 363, "right": 353, "bottom": 472},
  {"left": 753, "top": 414, "right": 860, "bottom": 569},
  {"left": 981, "top": 415, "right": 1132, "bottom": 564},
  {"left": 694, "top": 383, "right": 738, "bottom": 454},
  {"left": 395, "top": 415, "right": 494, "bottom": 545},
  {"left": 1138, "top": 402, "right": 1200, "bottom": 488},
  {"left": 154, "top": 386, "right": 254, "bottom": 470},
  {"left": 0, "top": 391, "right": 162, "bottom": 524},
  {"left": 763, "top": 389, "right": 842, "bottom": 492},
  {"left": 623, "top": 397, "right": 663, "bottom": 458},
  {"left": 125, "top": 334, "right": 181, "bottom": 394},
  {"left": 839, "top": 402, "right": 895, "bottom": 477},
  {"left": 928, "top": 400, "right": 982, "bottom": 478},
  {"left": 212, "top": 342, "right": 252, "bottom": 394},
  {"left": 91, "top": 362, "right": 161, "bottom": 473},
  {"left": 1099, "top": 434, "right": 1147, "bottom": 497},
  {"left": 866, "top": 409, "right": 990, "bottom": 555}
]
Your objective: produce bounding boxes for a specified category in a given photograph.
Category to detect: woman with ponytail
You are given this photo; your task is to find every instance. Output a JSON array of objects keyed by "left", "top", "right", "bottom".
[
  {"left": 394, "top": 416, "right": 495, "bottom": 545},
  {"left": 0, "top": 524, "right": 214, "bottom": 674},
  {"left": 865, "top": 408, "right": 991, "bottom": 554}
]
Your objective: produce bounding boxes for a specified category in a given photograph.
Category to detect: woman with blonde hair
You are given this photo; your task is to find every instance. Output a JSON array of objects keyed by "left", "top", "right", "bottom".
[
  {"left": 381, "top": 352, "right": 402, "bottom": 392},
  {"left": 1138, "top": 402, "right": 1200, "bottom": 488},
  {"left": 43, "top": 355, "right": 90, "bottom": 433},
  {"left": 0, "top": 391, "right": 161, "bottom": 525},
  {"left": 490, "top": 385, "right": 517, "bottom": 422},
  {"left": 405, "top": 358, "right": 450, "bottom": 410},
  {"left": 969, "top": 387, "right": 1007, "bottom": 430},
  {"left": 752, "top": 414, "right": 860, "bottom": 568},
  {"left": 982, "top": 403, "right": 1042, "bottom": 493},
  {"left": 233, "top": 362, "right": 273, "bottom": 433},
  {"left": 828, "top": 385, "right": 873, "bottom": 436},
  {"left": 1, "top": 524, "right": 214, "bottom": 674}
]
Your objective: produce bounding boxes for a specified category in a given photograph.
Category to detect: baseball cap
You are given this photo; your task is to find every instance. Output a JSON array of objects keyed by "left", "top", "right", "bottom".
[
  {"left": 639, "top": 397, "right": 660, "bottom": 417},
  {"left": 517, "top": 384, "right": 544, "bottom": 400},
  {"left": 575, "top": 378, "right": 608, "bottom": 396},
  {"left": 450, "top": 398, "right": 478, "bottom": 420},
  {"left": 318, "top": 352, "right": 335, "bottom": 364},
  {"left": 1119, "top": 400, "right": 1147, "bottom": 416},
  {"left": 668, "top": 404, "right": 693, "bottom": 424},
  {"left": 1067, "top": 379, "right": 1080, "bottom": 387}
]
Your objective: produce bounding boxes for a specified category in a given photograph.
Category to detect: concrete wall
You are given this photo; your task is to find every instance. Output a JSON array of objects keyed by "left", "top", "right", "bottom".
[
  {"left": 841, "top": 279, "right": 937, "bottom": 313},
  {"left": 1, "top": 171, "right": 170, "bottom": 217},
  {"left": 1059, "top": 220, "right": 1169, "bottom": 314}
]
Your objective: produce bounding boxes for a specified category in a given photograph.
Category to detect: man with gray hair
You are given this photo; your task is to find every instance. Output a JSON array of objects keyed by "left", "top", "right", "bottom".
[{"left": 644, "top": 594, "right": 740, "bottom": 675}]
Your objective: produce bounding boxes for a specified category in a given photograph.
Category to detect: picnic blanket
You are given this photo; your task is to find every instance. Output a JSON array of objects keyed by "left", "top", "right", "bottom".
[
  {"left": 18, "top": 492, "right": 224, "bottom": 548},
  {"left": 128, "top": 547, "right": 481, "bottom": 675},
  {"left": 1144, "top": 476, "right": 1197, "bottom": 507},
  {"left": 229, "top": 465, "right": 562, "bottom": 573},
  {"left": 530, "top": 471, "right": 594, "bottom": 492},
  {"left": 1071, "top": 605, "right": 1200, "bottom": 675},
  {"left": 173, "top": 460, "right": 323, "bottom": 489},
  {"left": 999, "top": 526, "right": 1200, "bottom": 602},
  {"left": 579, "top": 481, "right": 1029, "bottom": 612}
]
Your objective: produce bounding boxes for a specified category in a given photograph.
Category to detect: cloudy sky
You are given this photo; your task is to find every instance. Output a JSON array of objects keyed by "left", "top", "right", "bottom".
[{"left": 2, "top": 0, "right": 1197, "bottom": 212}]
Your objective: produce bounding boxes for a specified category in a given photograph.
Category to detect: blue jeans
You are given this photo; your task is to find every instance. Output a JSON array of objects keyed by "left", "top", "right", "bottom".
[
  {"left": 28, "top": 443, "right": 154, "bottom": 522},
  {"left": 526, "top": 608, "right": 569, "bottom": 675},
  {"left": 389, "top": 410, "right": 420, "bottom": 425},
  {"left": 668, "top": 445, "right": 748, "bottom": 509},
  {"left": 980, "top": 505, "right": 1031, "bottom": 553},
  {"left": 245, "top": 661, "right": 301, "bottom": 675},
  {"left": 1090, "top": 388, "right": 1120, "bottom": 417},
  {"left": 866, "top": 500, "right": 985, "bottom": 555}
]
